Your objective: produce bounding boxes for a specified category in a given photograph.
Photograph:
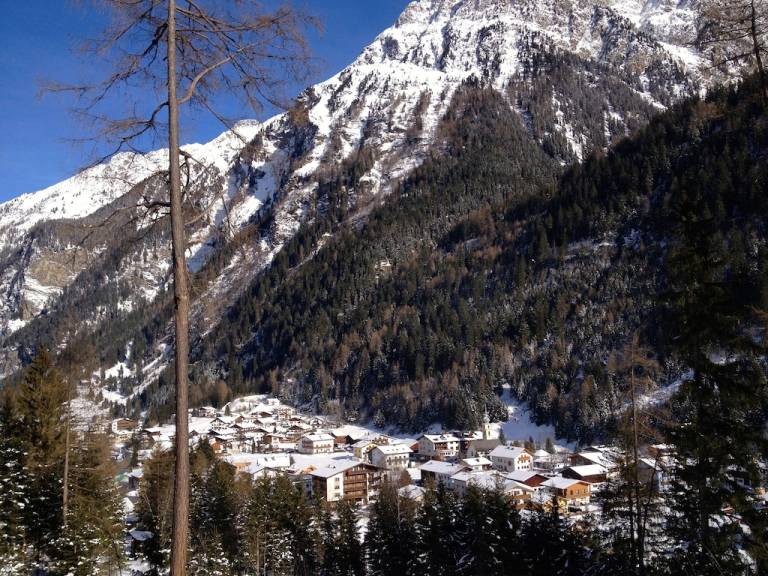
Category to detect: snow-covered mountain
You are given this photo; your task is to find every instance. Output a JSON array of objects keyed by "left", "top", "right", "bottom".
[{"left": 0, "top": 0, "right": 722, "bottom": 391}]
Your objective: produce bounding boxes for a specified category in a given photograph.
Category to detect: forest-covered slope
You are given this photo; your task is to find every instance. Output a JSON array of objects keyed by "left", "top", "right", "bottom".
[{"left": 187, "top": 78, "right": 768, "bottom": 442}]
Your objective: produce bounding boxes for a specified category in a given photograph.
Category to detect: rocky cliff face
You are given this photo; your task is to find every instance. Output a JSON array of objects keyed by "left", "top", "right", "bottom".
[{"left": 0, "top": 0, "right": 726, "bottom": 411}]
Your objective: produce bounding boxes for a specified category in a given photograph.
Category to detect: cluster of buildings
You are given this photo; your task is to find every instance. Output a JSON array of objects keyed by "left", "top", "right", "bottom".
[{"left": 115, "top": 395, "right": 670, "bottom": 516}]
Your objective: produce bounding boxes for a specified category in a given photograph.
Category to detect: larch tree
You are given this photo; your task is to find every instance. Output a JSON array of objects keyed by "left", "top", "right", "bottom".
[
  {"left": 55, "top": 2, "right": 316, "bottom": 574},
  {"left": 696, "top": 0, "right": 768, "bottom": 101}
]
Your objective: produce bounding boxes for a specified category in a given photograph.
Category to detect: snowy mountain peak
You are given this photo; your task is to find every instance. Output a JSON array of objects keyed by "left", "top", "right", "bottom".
[{"left": 0, "top": 0, "right": 728, "bottom": 384}]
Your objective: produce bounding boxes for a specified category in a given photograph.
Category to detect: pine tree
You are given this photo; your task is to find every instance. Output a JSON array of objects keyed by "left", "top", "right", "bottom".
[
  {"left": 14, "top": 350, "right": 69, "bottom": 565},
  {"left": 0, "top": 391, "right": 28, "bottom": 574},
  {"left": 661, "top": 157, "right": 768, "bottom": 574},
  {"left": 415, "top": 483, "right": 459, "bottom": 575},
  {"left": 335, "top": 500, "right": 365, "bottom": 576},
  {"left": 365, "top": 482, "right": 418, "bottom": 576}
]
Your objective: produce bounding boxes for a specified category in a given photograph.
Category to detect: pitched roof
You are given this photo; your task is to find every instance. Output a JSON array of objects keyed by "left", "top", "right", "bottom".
[
  {"left": 461, "top": 457, "right": 492, "bottom": 467},
  {"left": 372, "top": 444, "right": 412, "bottom": 455},
  {"left": 542, "top": 476, "right": 589, "bottom": 490},
  {"left": 566, "top": 464, "right": 607, "bottom": 477},
  {"left": 489, "top": 445, "right": 529, "bottom": 459},
  {"left": 309, "top": 458, "right": 366, "bottom": 478},
  {"left": 420, "top": 460, "right": 465, "bottom": 476},
  {"left": 421, "top": 433, "right": 461, "bottom": 443},
  {"left": 301, "top": 432, "right": 335, "bottom": 442}
]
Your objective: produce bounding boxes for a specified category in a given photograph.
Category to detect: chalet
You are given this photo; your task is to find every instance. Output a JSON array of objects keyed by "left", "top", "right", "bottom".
[
  {"left": 211, "top": 416, "right": 235, "bottom": 431},
  {"left": 489, "top": 445, "right": 533, "bottom": 472},
  {"left": 309, "top": 460, "right": 383, "bottom": 504},
  {"left": 113, "top": 418, "right": 138, "bottom": 433},
  {"left": 370, "top": 444, "right": 412, "bottom": 471},
  {"left": 420, "top": 460, "right": 465, "bottom": 488},
  {"left": 331, "top": 427, "right": 370, "bottom": 446},
  {"left": 460, "top": 457, "right": 493, "bottom": 472},
  {"left": 298, "top": 432, "right": 335, "bottom": 455},
  {"left": 192, "top": 406, "right": 217, "bottom": 418},
  {"left": 450, "top": 470, "right": 535, "bottom": 506},
  {"left": 352, "top": 439, "right": 378, "bottom": 461},
  {"left": 562, "top": 464, "right": 608, "bottom": 485},
  {"left": 571, "top": 448, "right": 619, "bottom": 475},
  {"left": 503, "top": 470, "right": 549, "bottom": 490},
  {"left": 418, "top": 434, "right": 461, "bottom": 460},
  {"left": 464, "top": 438, "right": 503, "bottom": 459},
  {"left": 540, "top": 477, "right": 591, "bottom": 510},
  {"left": 285, "top": 423, "right": 313, "bottom": 442}
]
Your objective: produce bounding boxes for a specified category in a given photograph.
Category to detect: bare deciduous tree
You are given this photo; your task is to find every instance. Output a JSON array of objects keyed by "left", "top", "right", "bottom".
[
  {"left": 54, "top": 2, "right": 317, "bottom": 573},
  {"left": 696, "top": 0, "right": 768, "bottom": 101}
]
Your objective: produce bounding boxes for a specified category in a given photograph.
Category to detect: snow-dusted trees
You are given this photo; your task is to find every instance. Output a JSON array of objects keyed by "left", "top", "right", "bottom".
[
  {"left": 697, "top": 0, "right": 768, "bottom": 100},
  {"left": 365, "top": 482, "right": 418, "bottom": 576},
  {"left": 52, "top": 434, "right": 125, "bottom": 576},
  {"left": 0, "top": 351, "right": 125, "bottom": 575}
]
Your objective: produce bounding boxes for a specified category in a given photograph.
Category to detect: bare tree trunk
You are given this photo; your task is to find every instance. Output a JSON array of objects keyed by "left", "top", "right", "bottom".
[
  {"left": 630, "top": 359, "right": 644, "bottom": 575},
  {"left": 168, "top": 0, "right": 191, "bottom": 573},
  {"left": 62, "top": 380, "right": 71, "bottom": 528}
]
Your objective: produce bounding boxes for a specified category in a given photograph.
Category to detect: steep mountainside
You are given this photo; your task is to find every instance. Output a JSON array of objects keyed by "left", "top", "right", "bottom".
[
  {"left": 198, "top": 78, "right": 768, "bottom": 442},
  {"left": 0, "top": 0, "right": 742, "bottom": 430}
]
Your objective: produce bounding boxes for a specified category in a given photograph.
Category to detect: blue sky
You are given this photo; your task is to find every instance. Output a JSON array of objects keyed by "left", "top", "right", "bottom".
[{"left": 0, "top": 1, "right": 410, "bottom": 203}]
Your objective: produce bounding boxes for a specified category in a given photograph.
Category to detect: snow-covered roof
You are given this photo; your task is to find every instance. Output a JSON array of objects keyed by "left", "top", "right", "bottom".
[
  {"left": 461, "top": 457, "right": 492, "bottom": 467},
  {"left": 566, "top": 464, "right": 607, "bottom": 477},
  {"left": 372, "top": 444, "right": 412, "bottom": 455},
  {"left": 534, "top": 449, "right": 551, "bottom": 458},
  {"left": 543, "top": 476, "right": 589, "bottom": 490},
  {"left": 489, "top": 445, "right": 529, "bottom": 459},
  {"left": 302, "top": 432, "right": 335, "bottom": 442},
  {"left": 421, "top": 433, "right": 460, "bottom": 443},
  {"left": 576, "top": 451, "right": 618, "bottom": 468},
  {"left": 420, "top": 460, "right": 465, "bottom": 476},
  {"left": 399, "top": 485, "right": 426, "bottom": 500},
  {"left": 503, "top": 470, "right": 544, "bottom": 483},
  {"left": 309, "top": 458, "right": 366, "bottom": 478}
]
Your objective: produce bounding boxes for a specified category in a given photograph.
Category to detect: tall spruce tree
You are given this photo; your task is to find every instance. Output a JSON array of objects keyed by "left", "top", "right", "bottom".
[
  {"left": 365, "top": 482, "right": 418, "bottom": 576},
  {"left": 662, "top": 142, "right": 768, "bottom": 574}
]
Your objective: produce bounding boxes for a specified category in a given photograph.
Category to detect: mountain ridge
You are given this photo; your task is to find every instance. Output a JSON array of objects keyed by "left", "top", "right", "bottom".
[{"left": 0, "top": 0, "right": 740, "bottom": 431}]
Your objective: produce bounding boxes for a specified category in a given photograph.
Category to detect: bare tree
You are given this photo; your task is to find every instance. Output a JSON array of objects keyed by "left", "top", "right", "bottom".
[
  {"left": 696, "top": 0, "right": 768, "bottom": 101},
  {"left": 54, "top": 2, "right": 316, "bottom": 573},
  {"left": 607, "top": 334, "right": 661, "bottom": 576}
]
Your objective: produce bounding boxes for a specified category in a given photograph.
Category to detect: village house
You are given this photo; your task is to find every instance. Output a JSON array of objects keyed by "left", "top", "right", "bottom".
[
  {"left": 370, "top": 444, "right": 412, "bottom": 472},
  {"left": 192, "top": 406, "right": 217, "bottom": 418},
  {"left": 460, "top": 457, "right": 493, "bottom": 472},
  {"left": 420, "top": 460, "right": 466, "bottom": 488},
  {"left": 489, "top": 445, "right": 533, "bottom": 472},
  {"left": 418, "top": 433, "right": 461, "bottom": 460},
  {"left": 562, "top": 464, "right": 608, "bottom": 485},
  {"left": 211, "top": 416, "right": 236, "bottom": 431},
  {"left": 331, "top": 427, "right": 370, "bottom": 447},
  {"left": 309, "top": 459, "right": 383, "bottom": 504},
  {"left": 464, "top": 438, "right": 503, "bottom": 458},
  {"left": 298, "top": 432, "right": 336, "bottom": 454},
  {"left": 113, "top": 418, "right": 138, "bottom": 434},
  {"left": 540, "top": 477, "right": 592, "bottom": 511},
  {"left": 571, "top": 447, "right": 620, "bottom": 476},
  {"left": 503, "top": 470, "right": 550, "bottom": 491}
]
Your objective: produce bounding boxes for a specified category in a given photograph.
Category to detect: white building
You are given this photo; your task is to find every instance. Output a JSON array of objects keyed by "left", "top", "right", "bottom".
[
  {"left": 419, "top": 460, "right": 466, "bottom": 488},
  {"left": 298, "top": 432, "right": 335, "bottom": 454},
  {"left": 370, "top": 444, "right": 412, "bottom": 471},
  {"left": 418, "top": 434, "right": 460, "bottom": 459},
  {"left": 489, "top": 445, "right": 533, "bottom": 472}
]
